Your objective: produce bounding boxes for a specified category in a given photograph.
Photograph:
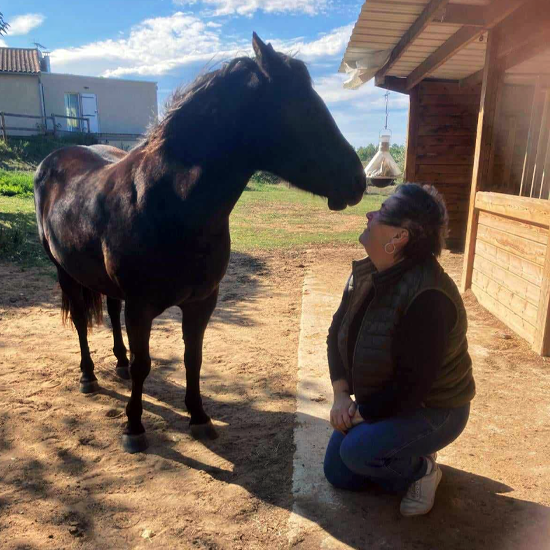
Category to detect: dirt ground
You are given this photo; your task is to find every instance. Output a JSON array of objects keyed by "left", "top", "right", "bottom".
[{"left": 1, "top": 247, "right": 549, "bottom": 550}]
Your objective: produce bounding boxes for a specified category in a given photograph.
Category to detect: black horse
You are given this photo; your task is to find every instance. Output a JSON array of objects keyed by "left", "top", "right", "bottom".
[{"left": 34, "top": 33, "right": 366, "bottom": 453}]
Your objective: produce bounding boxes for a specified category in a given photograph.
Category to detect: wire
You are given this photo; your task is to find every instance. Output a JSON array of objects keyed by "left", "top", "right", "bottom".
[{"left": 384, "top": 91, "right": 390, "bottom": 130}]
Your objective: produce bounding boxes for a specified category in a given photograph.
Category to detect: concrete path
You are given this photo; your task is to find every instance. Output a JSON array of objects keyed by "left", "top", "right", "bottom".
[
  {"left": 288, "top": 257, "right": 550, "bottom": 550},
  {"left": 288, "top": 266, "right": 352, "bottom": 549}
]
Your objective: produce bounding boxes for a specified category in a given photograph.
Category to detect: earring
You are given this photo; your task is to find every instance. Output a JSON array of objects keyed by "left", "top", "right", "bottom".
[{"left": 384, "top": 242, "right": 396, "bottom": 255}]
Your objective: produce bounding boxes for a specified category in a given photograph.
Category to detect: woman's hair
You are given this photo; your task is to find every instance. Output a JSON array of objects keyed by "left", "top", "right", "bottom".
[{"left": 379, "top": 183, "right": 449, "bottom": 260}]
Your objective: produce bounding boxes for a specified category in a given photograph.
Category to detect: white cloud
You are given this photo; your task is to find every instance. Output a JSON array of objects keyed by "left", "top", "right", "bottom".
[
  {"left": 314, "top": 73, "right": 378, "bottom": 104},
  {"left": 0, "top": 38, "right": 7, "bottom": 48},
  {"left": 314, "top": 74, "right": 408, "bottom": 110},
  {"left": 48, "top": 15, "right": 351, "bottom": 79},
  {"left": 6, "top": 13, "right": 45, "bottom": 36},
  {"left": 313, "top": 73, "right": 409, "bottom": 146},
  {"left": 50, "top": 13, "right": 241, "bottom": 77},
  {"left": 278, "top": 24, "right": 353, "bottom": 61},
  {"left": 173, "top": 0, "right": 327, "bottom": 16}
]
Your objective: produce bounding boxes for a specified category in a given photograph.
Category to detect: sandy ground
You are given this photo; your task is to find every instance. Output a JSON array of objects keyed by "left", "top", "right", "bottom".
[{"left": 1, "top": 247, "right": 549, "bottom": 549}]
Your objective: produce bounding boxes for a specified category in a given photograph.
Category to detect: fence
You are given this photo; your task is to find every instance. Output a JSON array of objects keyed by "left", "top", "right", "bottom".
[
  {"left": 0, "top": 111, "right": 91, "bottom": 141},
  {"left": 0, "top": 112, "right": 145, "bottom": 150}
]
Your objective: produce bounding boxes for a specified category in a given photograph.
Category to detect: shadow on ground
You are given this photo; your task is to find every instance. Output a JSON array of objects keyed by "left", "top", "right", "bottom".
[{"left": 55, "top": 370, "right": 549, "bottom": 550}]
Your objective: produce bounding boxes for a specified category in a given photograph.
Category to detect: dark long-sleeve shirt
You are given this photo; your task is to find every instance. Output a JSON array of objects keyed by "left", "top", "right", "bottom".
[{"left": 327, "top": 285, "right": 457, "bottom": 422}]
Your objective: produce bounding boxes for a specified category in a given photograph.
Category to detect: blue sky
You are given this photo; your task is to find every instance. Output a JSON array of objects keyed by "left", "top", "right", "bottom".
[{"left": 2, "top": 1, "right": 409, "bottom": 147}]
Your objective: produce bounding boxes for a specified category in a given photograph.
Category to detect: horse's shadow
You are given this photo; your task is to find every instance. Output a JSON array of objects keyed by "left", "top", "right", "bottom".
[{"left": 100, "top": 372, "right": 550, "bottom": 550}]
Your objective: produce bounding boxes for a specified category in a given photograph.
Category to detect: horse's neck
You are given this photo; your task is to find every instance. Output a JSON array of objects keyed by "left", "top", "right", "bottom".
[
  {"left": 163, "top": 71, "right": 262, "bottom": 166},
  {"left": 155, "top": 73, "right": 262, "bottom": 223}
]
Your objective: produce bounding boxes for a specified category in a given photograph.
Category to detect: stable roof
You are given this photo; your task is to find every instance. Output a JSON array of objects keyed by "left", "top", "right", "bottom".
[{"left": 341, "top": 0, "right": 550, "bottom": 91}]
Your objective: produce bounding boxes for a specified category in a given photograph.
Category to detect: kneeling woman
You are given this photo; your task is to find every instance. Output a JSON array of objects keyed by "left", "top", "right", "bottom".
[{"left": 324, "top": 183, "right": 475, "bottom": 517}]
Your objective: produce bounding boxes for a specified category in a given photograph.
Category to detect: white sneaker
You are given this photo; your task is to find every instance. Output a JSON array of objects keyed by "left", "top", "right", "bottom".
[{"left": 400, "top": 457, "right": 442, "bottom": 517}]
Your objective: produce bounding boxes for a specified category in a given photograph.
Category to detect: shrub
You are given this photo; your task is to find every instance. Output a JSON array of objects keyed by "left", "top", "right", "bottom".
[
  {"left": 250, "top": 171, "right": 281, "bottom": 185},
  {"left": 0, "top": 170, "right": 34, "bottom": 197}
]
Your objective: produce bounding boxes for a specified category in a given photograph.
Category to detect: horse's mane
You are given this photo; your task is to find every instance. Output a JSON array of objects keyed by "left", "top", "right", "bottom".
[
  {"left": 145, "top": 52, "right": 311, "bottom": 151},
  {"left": 146, "top": 57, "right": 260, "bottom": 150}
]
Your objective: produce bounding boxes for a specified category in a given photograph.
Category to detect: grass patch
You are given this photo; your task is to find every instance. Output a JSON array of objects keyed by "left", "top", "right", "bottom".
[
  {"left": 0, "top": 195, "right": 53, "bottom": 270},
  {"left": 0, "top": 169, "right": 34, "bottom": 197},
  {"left": 0, "top": 134, "right": 98, "bottom": 171},
  {"left": 0, "top": 182, "right": 385, "bottom": 272},
  {"left": 231, "top": 182, "right": 384, "bottom": 251}
]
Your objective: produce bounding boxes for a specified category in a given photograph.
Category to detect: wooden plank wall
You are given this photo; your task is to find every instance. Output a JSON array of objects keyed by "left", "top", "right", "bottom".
[
  {"left": 471, "top": 192, "right": 550, "bottom": 346},
  {"left": 491, "top": 85, "right": 535, "bottom": 195},
  {"left": 405, "top": 81, "right": 481, "bottom": 249}
]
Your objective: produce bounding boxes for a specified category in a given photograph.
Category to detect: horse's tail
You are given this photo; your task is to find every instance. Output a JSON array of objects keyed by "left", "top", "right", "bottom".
[{"left": 61, "top": 285, "right": 103, "bottom": 328}]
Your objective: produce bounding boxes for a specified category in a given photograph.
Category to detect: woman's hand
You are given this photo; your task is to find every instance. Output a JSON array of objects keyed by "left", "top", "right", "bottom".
[{"left": 330, "top": 392, "right": 356, "bottom": 434}]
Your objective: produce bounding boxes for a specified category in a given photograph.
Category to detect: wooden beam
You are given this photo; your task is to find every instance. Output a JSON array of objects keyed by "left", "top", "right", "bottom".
[
  {"left": 376, "top": 76, "right": 408, "bottom": 94},
  {"left": 405, "top": 26, "right": 482, "bottom": 91},
  {"left": 496, "top": 0, "right": 550, "bottom": 59},
  {"left": 461, "top": 31, "right": 502, "bottom": 293},
  {"left": 483, "top": 0, "right": 531, "bottom": 27},
  {"left": 431, "top": 4, "right": 485, "bottom": 26},
  {"left": 406, "top": 0, "right": 529, "bottom": 92},
  {"left": 460, "top": 69, "right": 484, "bottom": 89},
  {"left": 405, "top": 87, "right": 420, "bottom": 182},
  {"left": 533, "top": 241, "right": 550, "bottom": 355},
  {"left": 501, "top": 30, "right": 550, "bottom": 73},
  {"left": 374, "top": 0, "right": 451, "bottom": 83}
]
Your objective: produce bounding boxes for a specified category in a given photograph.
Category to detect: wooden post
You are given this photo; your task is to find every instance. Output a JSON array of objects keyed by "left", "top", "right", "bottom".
[
  {"left": 502, "top": 117, "right": 517, "bottom": 193},
  {"left": 539, "top": 137, "right": 550, "bottom": 199},
  {"left": 51, "top": 114, "right": 57, "bottom": 137},
  {"left": 486, "top": 76, "right": 505, "bottom": 190},
  {"left": 0, "top": 112, "right": 6, "bottom": 142},
  {"left": 461, "top": 31, "right": 501, "bottom": 293},
  {"left": 404, "top": 86, "right": 420, "bottom": 182},
  {"left": 533, "top": 241, "right": 550, "bottom": 355}
]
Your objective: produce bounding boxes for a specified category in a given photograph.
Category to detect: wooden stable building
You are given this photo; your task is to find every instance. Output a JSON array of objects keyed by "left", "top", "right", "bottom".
[{"left": 341, "top": 0, "right": 550, "bottom": 354}]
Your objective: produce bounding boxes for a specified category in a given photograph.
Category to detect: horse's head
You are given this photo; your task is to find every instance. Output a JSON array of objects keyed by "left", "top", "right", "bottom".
[{"left": 252, "top": 33, "right": 366, "bottom": 211}]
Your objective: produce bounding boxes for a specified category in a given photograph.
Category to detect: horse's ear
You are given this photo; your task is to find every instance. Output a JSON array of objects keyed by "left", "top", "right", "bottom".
[{"left": 252, "top": 32, "right": 282, "bottom": 77}]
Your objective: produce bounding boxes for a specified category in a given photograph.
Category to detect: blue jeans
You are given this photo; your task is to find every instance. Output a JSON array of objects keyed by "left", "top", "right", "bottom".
[{"left": 324, "top": 404, "right": 470, "bottom": 493}]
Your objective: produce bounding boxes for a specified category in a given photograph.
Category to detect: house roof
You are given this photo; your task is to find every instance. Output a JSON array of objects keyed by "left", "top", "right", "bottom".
[
  {"left": 0, "top": 47, "right": 41, "bottom": 74},
  {"left": 340, "top": 0, "right": 550, "bottom": 91}
]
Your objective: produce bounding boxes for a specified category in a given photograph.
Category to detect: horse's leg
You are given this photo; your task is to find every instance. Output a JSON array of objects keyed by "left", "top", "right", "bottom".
[
  {"left": 121, "top": 300, "right": 154, "bottom": 453},
  {"left": 57, "top": 268, "right": 100, "bottom": 394},
  {"left": 180, "top": 288, "right": 219, "bottom": 440},
  {"left": 106, "top": 297, "right": 130, "bottom": 380}
]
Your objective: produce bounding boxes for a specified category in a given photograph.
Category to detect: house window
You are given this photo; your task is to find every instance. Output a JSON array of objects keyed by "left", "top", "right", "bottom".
[{"left": 64, "top": 93, "right": 80, "bottom": 131}]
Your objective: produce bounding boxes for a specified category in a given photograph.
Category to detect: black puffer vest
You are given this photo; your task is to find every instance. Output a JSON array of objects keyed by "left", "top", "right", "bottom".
[{"left": 337, "top": 256, "right": 475, "bottom": 408}]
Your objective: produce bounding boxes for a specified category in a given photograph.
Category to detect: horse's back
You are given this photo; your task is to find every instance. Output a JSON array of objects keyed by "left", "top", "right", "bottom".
[{"left": 87, "top": 144, "right": 128, "bottom": 163}]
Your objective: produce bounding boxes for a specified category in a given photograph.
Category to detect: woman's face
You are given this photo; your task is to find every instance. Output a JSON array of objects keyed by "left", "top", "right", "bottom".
[{"left": 359, "top": 196, "right": 407, "bottom": 262}]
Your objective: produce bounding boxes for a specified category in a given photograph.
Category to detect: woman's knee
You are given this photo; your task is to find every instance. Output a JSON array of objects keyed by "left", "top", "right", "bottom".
[
  {"left": 339, "top": 434, "right": 374, "bottom": 467},
  {"left": 339, "top": 434, "right": 385, "bottom": 478},
  {"left": 323, "top": 454, "right": 368, "bottom": 491},
  {"left": 324, "top": 433, "right": 364, "bottom": 490}
]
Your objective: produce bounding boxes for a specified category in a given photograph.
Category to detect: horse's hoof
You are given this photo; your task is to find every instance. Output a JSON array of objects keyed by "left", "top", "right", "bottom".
[
  {"left": 190, "top": 420, "right": 219, "bottom": 440},
  {"left": 79, "top": 380, "right": 100, "bottom": 394},
  {"left": 121, "top": 433, "right": 148, "bottom": 453},
  {"left": 116, "top": 367, "right": 131, "bottom": 380}
]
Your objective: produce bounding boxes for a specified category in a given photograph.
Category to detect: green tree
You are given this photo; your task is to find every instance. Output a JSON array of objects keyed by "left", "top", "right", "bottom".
[{"left": 356, "top": 143, "right": 377, "bottom": 164}]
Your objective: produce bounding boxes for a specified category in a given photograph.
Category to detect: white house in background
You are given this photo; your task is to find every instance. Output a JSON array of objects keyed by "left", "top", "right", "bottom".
[{"left": 0, "top": 47, "right": 158, "bottom": 146}]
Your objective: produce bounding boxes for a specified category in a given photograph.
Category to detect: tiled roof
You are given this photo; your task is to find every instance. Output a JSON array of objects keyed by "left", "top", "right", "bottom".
[{"left": 0, "top": 48, "right": 41, "bottom": 74}]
